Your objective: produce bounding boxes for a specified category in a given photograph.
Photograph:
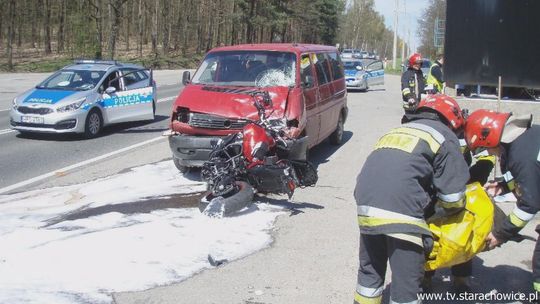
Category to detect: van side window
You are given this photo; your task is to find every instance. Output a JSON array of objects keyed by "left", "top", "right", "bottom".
[
  {"left": 300, "top": 54, "right": 314, "bottom": 87},
  {"left": 328, "top": 52, "right": 344, "bottom": 80},
  {"left": 314, "top": 53, "right": 331, "bottom": 85}
]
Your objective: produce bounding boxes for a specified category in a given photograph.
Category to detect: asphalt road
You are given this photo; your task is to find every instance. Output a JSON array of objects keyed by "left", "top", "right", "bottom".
[
  {"left": 0, "top": 83, "right": 182, "bottom": 191},
  {"left": 1, "top": 73, "right": 538, "bottom": 303},
  {"left": 113, "top": 76, "right": 538, "bottom": 304}
]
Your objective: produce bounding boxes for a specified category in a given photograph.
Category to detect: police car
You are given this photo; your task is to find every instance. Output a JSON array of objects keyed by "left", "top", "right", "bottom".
[
  {"left": 10, "top": 60, "right": 157, "bottom": 138},
  {"left": 343, "top": 59, "right": 385, "bottom": 91}
]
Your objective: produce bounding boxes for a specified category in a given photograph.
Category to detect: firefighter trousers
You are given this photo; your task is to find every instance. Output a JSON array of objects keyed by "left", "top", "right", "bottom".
[{"left": 355, "top": 233, "right": 425, "bottom": 304}]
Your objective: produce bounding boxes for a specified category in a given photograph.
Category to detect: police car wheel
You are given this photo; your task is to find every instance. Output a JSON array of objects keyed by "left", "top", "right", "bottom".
[
  {"left": 152, "top": 100, "right": 156, "bottom": 117},
  {"left": 84, "top": 109, "right": 102, "bottom": 138},
  {"left": 329, "top": 114, "right": 344, "bottom": 145}
]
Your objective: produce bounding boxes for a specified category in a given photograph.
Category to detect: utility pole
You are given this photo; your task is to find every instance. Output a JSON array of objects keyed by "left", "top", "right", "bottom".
[
  {"left": 401, "top": 3, "right": 406, "bottom": 66},
  {"left": 392, "top": 0, "right": 399, "bottom": 69}
]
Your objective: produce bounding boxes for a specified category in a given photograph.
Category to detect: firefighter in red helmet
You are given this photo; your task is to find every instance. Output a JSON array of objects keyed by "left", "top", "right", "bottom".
[
  {"left": 354, "top": 94, "right": 469, "bottom": 304},
  {"left": 464, "top": 109, "right": 540, "bottom": 293},
  {"left": 401, "top": 53, "right": 426, "bottom": 115}
]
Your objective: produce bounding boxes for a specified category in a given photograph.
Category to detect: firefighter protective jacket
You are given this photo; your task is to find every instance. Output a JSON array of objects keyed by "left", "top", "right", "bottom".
[
  {"left": 354, "top": 116, "right": 470, "bottom": 237},
  {"left": 494, "top": 125, "right": 540, "bottom": 242},
  {"left": 401, "top": 68, "right": 425, "bottom": 102}
]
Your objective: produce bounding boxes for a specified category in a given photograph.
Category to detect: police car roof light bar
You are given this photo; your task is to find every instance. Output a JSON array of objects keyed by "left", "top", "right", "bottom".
[{"left": 74, "top": 59, "right": 120, "bottom": 65}]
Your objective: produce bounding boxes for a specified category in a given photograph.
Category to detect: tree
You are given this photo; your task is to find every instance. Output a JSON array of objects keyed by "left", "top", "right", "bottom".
[
  {"left": 107, "top": 0, "right": 130, "bottom": 59},
  {"left": 44, "top": 0, "right": 52, "bottom": 54},
  {"left": 338, "top": 0, "right": 402, "bottom": 58},
  {"left": 417, "top": 0, "right": 446, "bottom": 59},
  {"left": 7, "top": 0, "right": 16, "bottom": 70}
]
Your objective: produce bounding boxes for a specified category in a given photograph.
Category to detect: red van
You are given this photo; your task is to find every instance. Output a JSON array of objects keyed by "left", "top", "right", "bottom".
[{"left": 167, "top": 43, "right": 348, "bottom": 173}]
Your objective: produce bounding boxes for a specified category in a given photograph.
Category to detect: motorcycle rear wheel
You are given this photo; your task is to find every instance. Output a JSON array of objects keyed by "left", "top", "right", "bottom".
[{"left": 199, "top": 181, "right": 255, "bottom": 216}]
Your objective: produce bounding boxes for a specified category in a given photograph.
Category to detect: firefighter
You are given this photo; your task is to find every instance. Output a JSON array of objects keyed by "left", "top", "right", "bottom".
[
  {"left": 401, "top": 53, "right": 425, "bottom": 114},
  {"left": 426, "top": 54, "right": 444, "bottom": 93},
  {"left": 354, "top": 94, "right": 470, "bottom": 304},
  {"left": 464, "top": 109, "right": 539, "bottom": 292}
]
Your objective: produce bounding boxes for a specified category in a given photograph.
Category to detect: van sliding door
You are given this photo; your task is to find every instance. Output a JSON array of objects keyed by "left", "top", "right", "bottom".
[{"left": 300, "top": 54, "right": 320, "bottom": 146}]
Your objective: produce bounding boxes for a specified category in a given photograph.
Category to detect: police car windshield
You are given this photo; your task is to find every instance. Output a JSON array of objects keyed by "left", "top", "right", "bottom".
[
  {"left": 191, "top": 51, "right": 297, "bottom": 87},
  {"left": 36, "top": 70, "right": 106, "bottom": 91},
  {"left": 343, "top": 61, "right": 363, "bottom": 69}
]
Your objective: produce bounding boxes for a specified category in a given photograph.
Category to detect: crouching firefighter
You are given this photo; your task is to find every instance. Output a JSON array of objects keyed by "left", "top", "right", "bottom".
[
  {"left": 464, "top": 110, "right": 540, "bottom": 294},
  {"left": 353, "top": 94, "right": 470, "bottom": 304}
]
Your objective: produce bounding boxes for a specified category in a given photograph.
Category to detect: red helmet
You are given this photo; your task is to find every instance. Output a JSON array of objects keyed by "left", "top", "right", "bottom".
[
  {"left": 408, "top": 53, "right": 422, "bottom": 67},
  {"left": 417, "top": 94, "right": 466, "bottom": 130},
  {"left": 464, "top": 109, "right": 511, "bottom": 150}
]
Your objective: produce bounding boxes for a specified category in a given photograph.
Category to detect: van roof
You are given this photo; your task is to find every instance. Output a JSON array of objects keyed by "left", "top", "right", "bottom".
[{"left": 209, "top": 43, "right": 337, "bottom": 54}]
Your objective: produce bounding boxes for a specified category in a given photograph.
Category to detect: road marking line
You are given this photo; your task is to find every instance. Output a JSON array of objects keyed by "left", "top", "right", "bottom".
[
  {"left": 0, "top": 108, "right": 11, "bottom": 112},
  {"left": 0, "top": 129, "right": 15, "bottom": 135},
  {"left": 157, "top": 96, "right": 175, "bottom": 103},
  {"left": 0, "top": 136, "right": 165, "bottom": 195}
]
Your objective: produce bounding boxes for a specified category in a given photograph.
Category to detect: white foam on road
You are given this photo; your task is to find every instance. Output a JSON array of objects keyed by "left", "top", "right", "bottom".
[{"left": 0, "top": 161, "right": 284, "bottom": 304}]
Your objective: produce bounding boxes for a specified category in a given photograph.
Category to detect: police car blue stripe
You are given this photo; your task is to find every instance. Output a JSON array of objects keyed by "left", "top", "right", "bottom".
[{"left": 23, "top": 89, "right": 77, "bottom": 104}]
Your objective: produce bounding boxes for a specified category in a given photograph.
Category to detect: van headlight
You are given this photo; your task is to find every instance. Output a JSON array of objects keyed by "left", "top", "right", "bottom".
[
  {"left": 12, "top": 98, "right": 18, "bottom": 110},
  {"left": 57, "top": 97, "right": 87, "bottom": 112}
]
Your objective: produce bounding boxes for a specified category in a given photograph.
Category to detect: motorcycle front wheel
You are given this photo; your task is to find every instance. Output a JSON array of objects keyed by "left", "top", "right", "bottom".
[{"left": 199, "top": 181, "right": 255, "bottom": 216}]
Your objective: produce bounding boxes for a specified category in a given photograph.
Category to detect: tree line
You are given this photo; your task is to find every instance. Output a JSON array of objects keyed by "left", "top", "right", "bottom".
[
  {"left": 0, "top": 0, "right": 418, "bottom": 71},
  {"left": 417, "top": 0, "right": 446, "bottom": 59},
  {"left": 338, "top": 0, "right": 407, "bottom": 62},
  {"left": 0, "top": 0, "right": 345, "bottom": 70}
]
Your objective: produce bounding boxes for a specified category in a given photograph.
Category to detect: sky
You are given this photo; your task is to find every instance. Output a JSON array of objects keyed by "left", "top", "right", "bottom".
[{"left": 373, "top": 0, "right": 428, "bottom": 52}]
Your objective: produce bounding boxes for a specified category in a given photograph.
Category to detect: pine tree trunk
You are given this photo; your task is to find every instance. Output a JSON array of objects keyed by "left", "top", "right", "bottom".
[
  {"left": 7, "top": 0, "right": 16, "bottom": 70},
  {"left": 161, "top": 0, "right": 169, "bottom": 54},
  {"left": 137, "top": 0, "right": 143, "bottom": 56},
  {"left": 58, "top": 0, "right": 66, "bottom": 53},
  {"left": 30, "top": 0, "right": 37, "bottom": 48},
  {"left": 151, "top": 0, "right": 158, "bottom": 57},
  {"left": 125, "top": 1, "right": 130, "bottom": 51},
  {"left": 44, "top": 0, "right": 52, "bottom": 54},
  {"left": 108, "top": 0, "right": 126, "bottom": 59}
]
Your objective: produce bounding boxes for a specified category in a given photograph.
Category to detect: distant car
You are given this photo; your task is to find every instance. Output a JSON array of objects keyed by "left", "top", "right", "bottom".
[
  {"left": 10, "top": 60, "right": 157, "bottom": 138},
  {"left": 343, "top": 59, "right": 385, "bottom": 91},
  {"left": 341, "top": 48, "right": 363, "bottom": 59}
]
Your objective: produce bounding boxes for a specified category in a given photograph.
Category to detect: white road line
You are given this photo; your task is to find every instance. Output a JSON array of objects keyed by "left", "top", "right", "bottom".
[
  {"left": 0, "top": 129, "right": 15, "bottom": 135},
  {"left": 0, "top": 136, "right": 165, "bottom": 195},
  {"left": 0, "top": 108, "right": 11, "bottom": 112},
  {"left": 157, "top": 96, "right": 175, "bottom": 103}
]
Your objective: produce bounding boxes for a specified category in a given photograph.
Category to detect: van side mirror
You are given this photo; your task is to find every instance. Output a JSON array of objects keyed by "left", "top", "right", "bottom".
[
  {"left": 182, "top": 71, "right": 191, "bottom": 85},
  {"left": 303, "top": 75, "right": 314, "bottom": 88},
  {"left": 105, "top": 87, "right": 116, "bottom": 94}
]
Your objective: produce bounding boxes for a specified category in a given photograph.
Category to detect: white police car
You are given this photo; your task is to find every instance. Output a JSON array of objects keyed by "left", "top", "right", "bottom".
[
  {"left": 343, "top": 59, "right": 385, "bottom": 91},
  {"left": 10, "top": 60, "right": 157, "bottom": 138}
]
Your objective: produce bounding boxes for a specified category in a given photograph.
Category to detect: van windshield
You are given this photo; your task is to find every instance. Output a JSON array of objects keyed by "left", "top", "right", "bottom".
[{"left": 191, "top": 51, "right": 297, "bottom": 87}]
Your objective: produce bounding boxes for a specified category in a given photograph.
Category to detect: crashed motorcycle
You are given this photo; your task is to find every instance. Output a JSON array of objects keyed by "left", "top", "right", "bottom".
[{"left": 199, "top": 91, "right": 318, "bottom": 217}]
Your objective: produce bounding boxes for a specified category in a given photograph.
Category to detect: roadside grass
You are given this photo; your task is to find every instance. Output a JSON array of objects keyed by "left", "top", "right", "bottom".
[
  {"left": 384, "top": 58, "right": 404, "bottom": 75},
  {"left": 0, "top": 53, "right": 204, "bottom": 73}
]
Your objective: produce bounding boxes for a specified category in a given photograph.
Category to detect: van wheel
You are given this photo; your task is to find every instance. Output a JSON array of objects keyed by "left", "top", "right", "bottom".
[
  {"left": 84, "top": 109, "right": 102, "bottom": 139},
  {"left": 173, "top": 157, "right": 190, "bottom": 174},
  {"left": 329, "top": 114, "right": 344, "bottom": 145},
  {"left": 152, "top": 100, "right": 156, "bottom": 117}
]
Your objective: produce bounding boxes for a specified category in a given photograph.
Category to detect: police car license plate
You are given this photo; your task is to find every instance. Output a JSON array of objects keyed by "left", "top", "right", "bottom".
[{"left": 21, "top": 116, "right": 44, "bottom": 124}]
